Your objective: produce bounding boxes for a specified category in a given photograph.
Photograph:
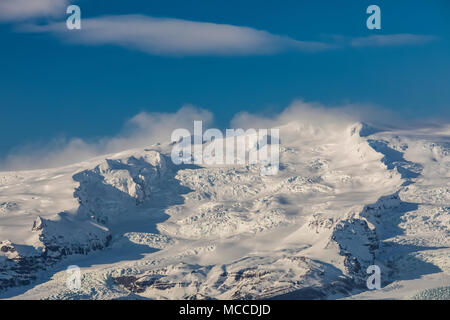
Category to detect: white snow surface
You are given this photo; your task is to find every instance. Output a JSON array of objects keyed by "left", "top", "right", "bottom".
[{"left": 0, "top": 121, "right": 448, "bottom": 300}]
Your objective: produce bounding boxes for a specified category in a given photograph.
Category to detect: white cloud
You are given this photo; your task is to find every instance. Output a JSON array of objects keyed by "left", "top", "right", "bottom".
[
  {"left": 0, "top": 105, "right": 213, "bottom": 170},
  {"left": 14, "top": 11, "right": 437, "bottom": 56},
  {"left": 230, "top": 99, "right": 395, "bottom": 142},
  {"left": 0, "top": 0, "right": 68, "bottom": 21},
  {"left": 1, "top": 100, "right": 446, "bottom": 171},
  {"left": 23, "top": 16, "right": 438, "bottom": 56},
  {"left": 2, "top": 4, "right": 437, "bottom": 55},
  {"left": 350, "top": 34, "right": 437, "bottom": 47},
  {"left": 25, "top": 15, "right": 332, "bottom": 56}
]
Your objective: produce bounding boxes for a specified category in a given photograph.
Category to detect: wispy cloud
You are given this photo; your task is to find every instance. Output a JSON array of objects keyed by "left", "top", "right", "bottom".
[
  {"left": 22, "top": 15, "right": 438, "bottom": 56},
  {"left": 0, "top": 3, "right": 438, "bottom": 56},
  {"left": 350, "top": 34, "right": 438, "bottom": 47},
  {"left": 24, "top": 15, "right": 332, "bottom": 56},
  {"left": 0, "top": 0, "right": 68, "bottom": 21},
  {"left": 230, "top": 99, "right": 398, "bottom": 133},
  {"left": 1, "top": 99, "right": 432, "bottom": 171},
  {"left": 0, "top": 105, "right": 213, "bottom": 170}
]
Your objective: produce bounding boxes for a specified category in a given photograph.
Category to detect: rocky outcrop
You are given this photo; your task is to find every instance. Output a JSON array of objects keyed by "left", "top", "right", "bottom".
[
  {"left": 74, "top": 151, "right": 166, "bottom": 224},
  {"left": 328, "top": 217, "right": 379, "bottom": 285},
  {"left": 1, "top": 151, "right": 167, "bottom": 292},
  {"left": 0, "top": 215, "right": 112, "bottom": 291}
]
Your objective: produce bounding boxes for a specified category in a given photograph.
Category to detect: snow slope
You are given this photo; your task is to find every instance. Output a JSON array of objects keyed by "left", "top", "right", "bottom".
[{"left": 0, "top": 121, "right": 448, "bottom": 300}]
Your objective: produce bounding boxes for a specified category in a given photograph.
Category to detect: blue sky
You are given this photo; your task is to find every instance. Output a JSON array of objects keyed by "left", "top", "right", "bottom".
[{"left": 0, "top": 0, "right": 449, "bottom": 157}]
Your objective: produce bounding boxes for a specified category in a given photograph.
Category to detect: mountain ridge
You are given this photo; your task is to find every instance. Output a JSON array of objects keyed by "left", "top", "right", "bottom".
[{"left": 0, "top": 121, "right": 448, "bottom": 299}]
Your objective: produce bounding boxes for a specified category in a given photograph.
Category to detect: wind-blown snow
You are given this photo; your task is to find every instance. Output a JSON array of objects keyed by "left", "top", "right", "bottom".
[{"left": 0, "top": 118, "right": 448, "bottom": 300}]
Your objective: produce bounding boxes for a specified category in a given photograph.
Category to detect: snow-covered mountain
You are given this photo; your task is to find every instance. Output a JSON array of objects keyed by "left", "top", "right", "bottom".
[{"left": 0, "top": 120, "right": 448, "bottom": 300}]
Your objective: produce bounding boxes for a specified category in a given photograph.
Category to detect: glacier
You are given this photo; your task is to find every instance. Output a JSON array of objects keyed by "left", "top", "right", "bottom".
[{"left": 0, "top": 121, "right": 448, "bottom": 300}]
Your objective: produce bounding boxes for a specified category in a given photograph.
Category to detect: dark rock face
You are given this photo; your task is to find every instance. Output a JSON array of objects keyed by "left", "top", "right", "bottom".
[
  {"left": 0, "top": 216, "right": 112, "bottom": 292},
  {"left": 31, "top": 217, "right": 44, "bottom": 231},
  {"left": 0, "top": 242, "right": 15, "bottom": 253},
  {"left": 329, "top": 217, "right": 379, "bottom": 284}
]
